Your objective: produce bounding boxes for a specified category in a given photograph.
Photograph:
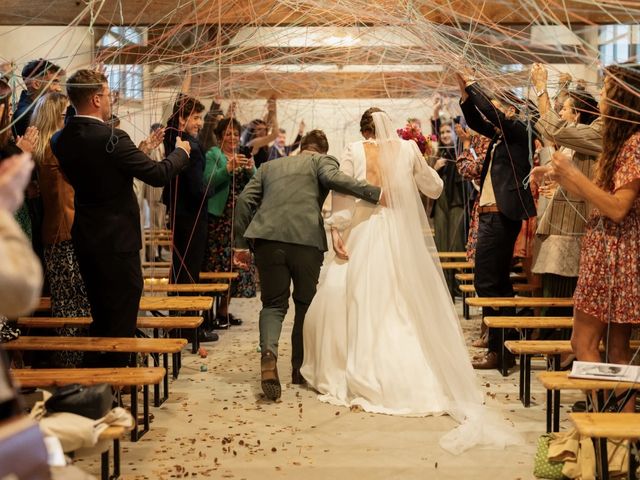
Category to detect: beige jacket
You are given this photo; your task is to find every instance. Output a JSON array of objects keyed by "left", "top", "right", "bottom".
[
  {"left": 535, "top": 112, "right": 602, "bottom": 236},
  {"left": 0, "top": 210, "right": 43, "bottom": 317}
]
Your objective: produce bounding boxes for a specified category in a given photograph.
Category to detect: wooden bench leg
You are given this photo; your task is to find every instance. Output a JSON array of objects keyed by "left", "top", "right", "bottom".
[
  {"left": 462, "top": 291, "right": 469, "bottom": 320},
  {"left": 519, "top": 328, "right": 532, "bottom": 408},
  {"left": 629, "top": 442, "right": 638, "bottom": 480},
  {"left": 113, "top": 438, "right": 121, "bottom": 479},
  {"left": 499, "top": 328, "right": 509, "bottom": 377},
  {"left": 100, "top": 438, "right": 121, "bottom": 480},
  {"left": 101, "top": 449, "right": 109, "bottom": 480},
  {"left": 163, "top": 352, "right": 169, "bottom": 403},
  {"left": 130, "top": 384, "right": 149, "bottom": 442},
  {"left": 545, "top": 354, "right": 561, "bottom": 432}
]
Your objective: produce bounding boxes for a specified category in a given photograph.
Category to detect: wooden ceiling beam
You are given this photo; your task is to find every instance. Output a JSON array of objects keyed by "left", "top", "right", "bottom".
[
  {"left": 150, "top": 71, "right": 447, "bottom": 99},
  {"left": 96, "top": 42, "right": 589, "bottom": 67},
  {"left": 1, "top": 0, "right": 637, "bottom": 26}
]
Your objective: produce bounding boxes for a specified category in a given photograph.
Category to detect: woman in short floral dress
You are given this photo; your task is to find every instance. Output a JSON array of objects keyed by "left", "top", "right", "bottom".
[
  {"left": 203, "top": 118, "right": 257, "bottom": 327},
  {"left": 532, "top": 65, "right": 640, "bottom": 411}
]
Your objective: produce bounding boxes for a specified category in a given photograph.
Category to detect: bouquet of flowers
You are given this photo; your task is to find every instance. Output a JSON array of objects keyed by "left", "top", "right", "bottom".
[{"left": 396, "top": 121, "right": 432, "bottom": 156}]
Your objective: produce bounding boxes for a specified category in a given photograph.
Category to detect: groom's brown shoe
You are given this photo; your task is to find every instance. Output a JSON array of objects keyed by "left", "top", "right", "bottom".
[{"left": 261, "top": 351, "right": 281, "bottom": 400}]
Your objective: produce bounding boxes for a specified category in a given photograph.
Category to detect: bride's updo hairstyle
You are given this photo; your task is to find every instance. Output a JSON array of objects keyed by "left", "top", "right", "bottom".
[{"left": 360, "top": 107, "right": 383, "bottom": 138}]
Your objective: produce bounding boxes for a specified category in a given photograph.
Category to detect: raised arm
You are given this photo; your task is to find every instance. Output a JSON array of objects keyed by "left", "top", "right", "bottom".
[
  {"left": 548, "top": 150, "right": 639, "bottom": 224},
  {"left": 114, "top": 130, "right": 191, "bottom": 187},
  {"left": 536, "top": 113, "right": 602, "bottom": 157},
  {"left": 248, "top": 98, "right": 279, "bottom": 150}
]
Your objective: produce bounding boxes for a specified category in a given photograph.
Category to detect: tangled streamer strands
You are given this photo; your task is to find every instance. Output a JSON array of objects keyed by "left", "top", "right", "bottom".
[{"left": 0, "top": 0, "right": 639, "bottom": 102}]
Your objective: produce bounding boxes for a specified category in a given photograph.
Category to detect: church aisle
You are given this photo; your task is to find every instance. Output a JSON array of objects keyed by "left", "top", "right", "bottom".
[{"left": 77, "top": 297, "right": 567, "bottom": 479}]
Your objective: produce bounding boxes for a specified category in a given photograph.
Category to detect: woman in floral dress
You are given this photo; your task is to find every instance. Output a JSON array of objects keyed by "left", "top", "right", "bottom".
[
  {"left": 532, "top": 64, "right": 640, "bottom": 411},
  {"left": 203, "top": 118, "right": 257, "bottom": 327}
]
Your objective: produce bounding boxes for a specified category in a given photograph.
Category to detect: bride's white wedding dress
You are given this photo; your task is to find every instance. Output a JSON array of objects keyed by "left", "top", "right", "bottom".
[{"left": 300, "top": 112, "right": 522, "bottom": 454}]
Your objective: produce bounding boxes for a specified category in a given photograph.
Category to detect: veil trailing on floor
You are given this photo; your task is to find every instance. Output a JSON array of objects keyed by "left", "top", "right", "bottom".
[{"left": 372, "top": 112, "right": 522, "bottom": 454}]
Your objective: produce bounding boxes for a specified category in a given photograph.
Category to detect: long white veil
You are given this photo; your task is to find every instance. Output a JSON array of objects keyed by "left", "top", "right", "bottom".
[{"left": 372, "top": 111, "right": 522, "bottom": 454}]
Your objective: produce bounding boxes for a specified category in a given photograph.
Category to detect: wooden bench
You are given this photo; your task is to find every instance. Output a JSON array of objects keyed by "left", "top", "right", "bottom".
[
  {"left": 507, "top": 340, "right": 640, "bottom": 433},
  {"left": 465, "top": 297, "right": 574, "bottom": 309},
  {"left": 199, "top": 271, "right": 240, "bottom": 281},
  {"left": 37, "top": 296, "right": 214, "bottom": 313},
  {"left": 437, "top": 252, "right": 467, "bottom": 259},
  {"left": 484, "top": 316, "right": 573, "bottom": 407},
  {"left": 459, "top": 283, "right": 539, "bottom": 294},
  {"left": 538, "top": 371, "right": 640, "bottom": 434},
  {"left": 455, "top": 272, "right": 527, "bottom": 283},
  {"left": 6, "top": 338, "right": 184, "bottom": 441},
  {"left": 570, "top": 412, "right": 640, "bottom": 480},
  {"left": 143, "top": 283, "right": 228, "bottom": 294},
  {"left": 17, "top": 316, "right": 203, "bottom": 406},
  {"left": 466, "top": 297, "right": 574, "bottom": 376},
  {"left": 17, "top": 316, "right": 203, "bottom": 330},
  {"left": 440, "top": 261, "right": 474, "bottom": 270}
]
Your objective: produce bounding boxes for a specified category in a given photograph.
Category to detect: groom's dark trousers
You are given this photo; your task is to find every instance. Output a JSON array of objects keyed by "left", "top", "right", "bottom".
[{"left": 254, "top": 239, "right": 324, "bottom": 370}]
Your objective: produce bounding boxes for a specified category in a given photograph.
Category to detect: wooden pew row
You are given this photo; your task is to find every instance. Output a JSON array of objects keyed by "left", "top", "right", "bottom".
[
  {"left": 538, "top": 371, "right": 640, "bottom": 434},
  {"left": 437, "top": 252, "right": 467, "bottom": 259},
  {"left": 465, "top": 297, "right": 574, "bottom": 376},
  {"left": 570, "top": 412, "right": 640, "bottom": 480},
  {"left": 484, "top": 316, "right": 573, "bottom": 408},
  {"left": 5, "top": 338, "right": 185, "bottom": 441},
  {"left": 506, "top": 340, "right": 640, "bottom": 434},
  {"left": 37, "top": 296, "right": 214, "bottom": 313},
  {"left": 455, "top": 272, "right": 528, "bottom": 283},
  {"left": 459, "top": 283, "right": 539, "bottom": 294},
  {"left": 17, "top": 315, "right": 203, "bottom": 406}
]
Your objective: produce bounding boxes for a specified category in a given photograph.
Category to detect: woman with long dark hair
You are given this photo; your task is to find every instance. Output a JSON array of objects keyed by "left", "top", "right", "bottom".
[{"left": 532, "top": 65, "right": 640, "bottom": 411}]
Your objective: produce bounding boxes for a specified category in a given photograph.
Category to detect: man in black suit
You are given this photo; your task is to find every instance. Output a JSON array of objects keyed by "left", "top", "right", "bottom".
[
  {"left": 456, "top": 73, "right": 536, "bottom": 372},
  {"left": 51, "top": 69, "right": 192, "bottom": 367}
]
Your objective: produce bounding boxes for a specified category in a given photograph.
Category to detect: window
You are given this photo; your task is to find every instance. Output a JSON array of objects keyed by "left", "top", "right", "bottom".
[
  {"left": 99, "top": 27, "right": 144, "bottom": 101},
  {"left": 599, "top": 25, "right": 639, "bottom": 65}
]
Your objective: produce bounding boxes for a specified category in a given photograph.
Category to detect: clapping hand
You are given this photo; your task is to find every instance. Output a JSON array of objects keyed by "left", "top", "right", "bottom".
[
  {"left": 0, "top": 152, "right": 34, "bottom": 213},
  {"left": 16, "top": 126, "right": 39, "bottom": 154},
  {"left": 434, "top": 158, "right": 448, "bottom": 171},
  {"left": 139, "top": 127, "right": 165, "bottom": 155},
  {"left": 454, "top": 124, "right": 471, "bottom": 144}
]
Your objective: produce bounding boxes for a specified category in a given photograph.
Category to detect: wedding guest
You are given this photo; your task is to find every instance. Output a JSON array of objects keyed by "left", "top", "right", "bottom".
[
  {"left": 30, "top": 92, "right": 89, "bottom": 366},
  {"left": 456, "top": 73, "right": 536, "bottom": 372},
  {"left": 241, "top": 97, "right": 278, "bottom": 169},
  {"left": 52, "top": 69, "right": 192, "bottom": 367},
  {"left": 531, "top": 64, "right": 640, "bottom": 410},
  {"left": 14, "top": 59, "right": 63, "bottom": 276},
  {"left": 203, "top": 118, "right": 257, "bottom": 328},
  {"left": 268, "top": 121, "right": 305, "bottom": 160},
  {"left": 531, "top": 63, "right": 601, "bottom": 312},
  {"left": 0, "top": 153, "right": 42, "bottom": 318}
]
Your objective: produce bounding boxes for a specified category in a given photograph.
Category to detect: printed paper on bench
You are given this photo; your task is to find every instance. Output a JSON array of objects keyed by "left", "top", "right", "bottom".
[{"left": 569, "top": 361, "right": 640, "bottom": 383}]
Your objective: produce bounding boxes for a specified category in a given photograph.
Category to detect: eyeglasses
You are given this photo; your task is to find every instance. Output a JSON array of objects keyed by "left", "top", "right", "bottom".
[{"left": 95, "top": 91, "right": 118, "bottom": 102}]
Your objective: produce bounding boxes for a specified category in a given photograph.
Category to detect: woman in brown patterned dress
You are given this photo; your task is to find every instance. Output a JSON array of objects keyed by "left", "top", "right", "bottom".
[{"left": 532, "top": 65, "right": 640, "bottom": 411}]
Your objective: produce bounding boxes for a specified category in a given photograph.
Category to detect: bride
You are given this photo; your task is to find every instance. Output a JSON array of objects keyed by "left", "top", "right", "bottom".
[{"left": 300, "top": 108, "right": 521, "bottom": 454}]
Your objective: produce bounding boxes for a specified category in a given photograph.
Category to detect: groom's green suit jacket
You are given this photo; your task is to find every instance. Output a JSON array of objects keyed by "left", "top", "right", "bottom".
[{"left": 234, "top": 151, "right": 381, "bottom": 252}]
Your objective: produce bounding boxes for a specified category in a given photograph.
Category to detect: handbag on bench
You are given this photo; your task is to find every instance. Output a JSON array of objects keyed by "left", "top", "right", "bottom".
[{"left": 45, "top": 384, "right": 114, "bottom": 420}]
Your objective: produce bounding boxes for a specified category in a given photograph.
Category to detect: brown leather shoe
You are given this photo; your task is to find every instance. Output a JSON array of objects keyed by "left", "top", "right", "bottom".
[
  {"left": 261, "top": 351, "right": 281, "bottom": 400},
  {"left": 472, "top": 352, "right": 515, "bottom": 370}
]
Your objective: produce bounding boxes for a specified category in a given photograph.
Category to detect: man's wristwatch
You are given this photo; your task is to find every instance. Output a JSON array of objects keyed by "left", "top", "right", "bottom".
[{"left": 533, "top": 86, "right": 547, "bottom": 97}]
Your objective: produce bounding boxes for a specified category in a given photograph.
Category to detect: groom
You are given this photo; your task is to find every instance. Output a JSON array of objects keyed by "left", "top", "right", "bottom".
[{"left": 233, "top": 130, "right": 382, "bottom": 401}]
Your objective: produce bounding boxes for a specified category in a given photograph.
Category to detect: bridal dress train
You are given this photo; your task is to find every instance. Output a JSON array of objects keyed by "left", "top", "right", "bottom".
[{"left": 300, "top": 112, "right": 522, "bottom": 454}]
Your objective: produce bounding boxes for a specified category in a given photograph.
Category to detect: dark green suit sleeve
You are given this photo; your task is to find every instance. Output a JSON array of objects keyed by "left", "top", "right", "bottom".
[
  {"left": 316, "top": 155, "right": 381, "bottom": 204},
  {"left": 233, "top": 168, "right": 263, "bottom": 249}
]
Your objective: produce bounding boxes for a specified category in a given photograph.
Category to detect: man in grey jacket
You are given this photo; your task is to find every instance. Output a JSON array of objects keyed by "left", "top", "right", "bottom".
[{"left": 233, "top": 130, "right": 382, "bottom": 401}]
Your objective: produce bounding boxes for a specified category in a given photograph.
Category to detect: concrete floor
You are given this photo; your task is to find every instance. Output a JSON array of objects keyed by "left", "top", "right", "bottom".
[{"left": 76, "top": 298, "right": 582, "bottom": 479}]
